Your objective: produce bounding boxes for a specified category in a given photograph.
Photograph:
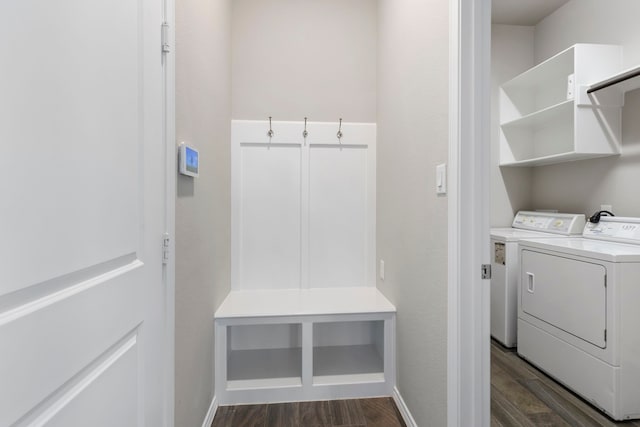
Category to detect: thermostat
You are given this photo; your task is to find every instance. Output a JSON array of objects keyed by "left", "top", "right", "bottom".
[{"left": 179, "top": 143, "right": 199, "bottom": 177}]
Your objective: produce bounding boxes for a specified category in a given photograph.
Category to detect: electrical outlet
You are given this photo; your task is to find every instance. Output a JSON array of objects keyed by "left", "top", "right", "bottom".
[
  {"left": 601, "top": 204, "right": 613, "bottom": 212},
  {"left": 379, "top": 260, "right": 385, "bottom": 281}
]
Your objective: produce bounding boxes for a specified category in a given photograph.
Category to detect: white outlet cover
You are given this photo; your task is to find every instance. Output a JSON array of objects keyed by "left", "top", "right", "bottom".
[{"left": 436, "top": 163, "right": 447, "bottom": 195}]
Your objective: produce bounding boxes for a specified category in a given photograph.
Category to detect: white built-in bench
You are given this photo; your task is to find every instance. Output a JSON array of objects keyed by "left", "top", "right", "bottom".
[{"left": 214, "top": 287, "right": 396, "bottom": 405}]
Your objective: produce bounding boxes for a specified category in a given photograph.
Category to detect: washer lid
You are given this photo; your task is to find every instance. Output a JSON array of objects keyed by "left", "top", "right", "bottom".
[
  {"left": 519, "top": 237, "right": 640, "bottom": 262},
  {"left": 490, "top": 228, "right": 569, "bottom": 242}
]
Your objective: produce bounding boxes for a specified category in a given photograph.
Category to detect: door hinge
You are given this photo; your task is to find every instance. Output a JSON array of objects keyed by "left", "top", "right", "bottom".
[
  {"left": 162, "top": 232, "right": 170, "bottom": 264},
  {"left": 604, "top": 274, "right": 607, "bottom": 288},
  {"left": 481, "top": 264, "right": 491, "bottom": 280},
  {"left": 604, "top": 329, "right": 607, "bottom": 342},
  {"left": 161, "top": 22, "right": 170, "bottom": 53}
]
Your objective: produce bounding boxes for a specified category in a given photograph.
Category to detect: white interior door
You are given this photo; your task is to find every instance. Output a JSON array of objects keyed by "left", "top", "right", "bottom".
[{"left": 0, "top": 0, "right": 171, "bottom": 425}]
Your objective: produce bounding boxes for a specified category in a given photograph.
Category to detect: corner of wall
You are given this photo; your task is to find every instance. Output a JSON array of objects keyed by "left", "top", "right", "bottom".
[
  {"left": 175, "top": 0, "right": 232, "bottom": 426},
  {"left": 376, "top": 0, "right": 449, "bottom": 425}
]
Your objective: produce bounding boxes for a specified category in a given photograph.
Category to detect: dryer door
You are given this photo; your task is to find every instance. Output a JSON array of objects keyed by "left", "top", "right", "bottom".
[{"left": 521, "top": 250, "right": 607, "bottom": 348}]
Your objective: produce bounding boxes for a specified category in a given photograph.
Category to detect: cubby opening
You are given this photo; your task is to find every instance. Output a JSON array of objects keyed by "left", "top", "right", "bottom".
[
  {"left": 227, "top": 323, "right": 302, "bottom": 389},
  {"left": 313, "top": 320, "right": 385, "bottom": 385}
]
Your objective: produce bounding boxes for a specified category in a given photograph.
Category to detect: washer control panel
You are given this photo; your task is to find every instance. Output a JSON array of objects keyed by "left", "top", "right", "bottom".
[{"left": 512, "top": 211, "right": 585, "bottom": 235}]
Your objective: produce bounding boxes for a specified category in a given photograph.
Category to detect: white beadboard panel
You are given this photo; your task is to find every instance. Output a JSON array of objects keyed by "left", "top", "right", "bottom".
[
  {"left": 307, "top": 122, "right": 376, "bottom": 288},
  {"left": 309, "top": 145, "right": 368, "bottom": 287},
  {"left": 238, "top": 143, "right": 301, "bottom": 290},
  {"left": 231, "top": 120, "right": 375, "bottom": 291}
]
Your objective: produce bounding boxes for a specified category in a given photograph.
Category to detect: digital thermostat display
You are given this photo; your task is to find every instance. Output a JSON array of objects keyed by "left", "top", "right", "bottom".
[{"left": 179, "top": 144, "right": 199, "bottom": 177}]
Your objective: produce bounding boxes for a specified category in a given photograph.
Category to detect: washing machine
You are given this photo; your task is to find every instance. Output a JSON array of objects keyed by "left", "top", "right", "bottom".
[
  {"left": 517, "top": 216, "right": 640, "bottom": 420},
  {"left": 490, "top": 211, "right": 585, "bottom": 347}
]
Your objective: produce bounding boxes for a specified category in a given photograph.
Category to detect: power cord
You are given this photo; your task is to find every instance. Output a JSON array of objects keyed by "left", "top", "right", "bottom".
[{"left": 589, "top": 210, "right": 615, "bottom": 223}]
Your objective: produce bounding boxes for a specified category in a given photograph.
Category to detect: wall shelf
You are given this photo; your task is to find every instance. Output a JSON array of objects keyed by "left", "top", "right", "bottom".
[{"left": 499, "top": 44, "right": 623, "bottom": 167}]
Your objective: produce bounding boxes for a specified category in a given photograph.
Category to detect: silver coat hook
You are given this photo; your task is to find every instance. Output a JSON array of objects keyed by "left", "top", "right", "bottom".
[
  {"left": 337, "top": 118, "right": 343, "bottom": 140},
  {"left": 267, "top": 116, "right": 274, "bottom": 138},
  {"left": 303, "top": 117, "right": 308, "bottom": 138}
]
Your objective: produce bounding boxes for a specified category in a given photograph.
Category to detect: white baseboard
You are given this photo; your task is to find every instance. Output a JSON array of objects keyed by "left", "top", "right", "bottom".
[
  {"left": 201, "top": 395, "right": 218, "bottom": 427},
  {"left": 393, "top": 387, "right": 418, "bottom": 427}
]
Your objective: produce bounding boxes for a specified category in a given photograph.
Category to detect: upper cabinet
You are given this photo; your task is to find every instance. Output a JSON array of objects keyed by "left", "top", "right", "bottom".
[{"left": 500, "top": 44, "right": 623, "bottom": 167}]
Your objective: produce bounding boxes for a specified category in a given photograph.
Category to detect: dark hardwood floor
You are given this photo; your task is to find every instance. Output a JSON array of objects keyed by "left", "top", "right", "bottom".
[
  {"left": 211, "top": 397, "right": 406, "bottom": 427},
  {"left": 491, "top": 339, "right": 640, "bottom": 427},
  {"left": 213, "top": 344, "right": 640, "bottom": 427}
]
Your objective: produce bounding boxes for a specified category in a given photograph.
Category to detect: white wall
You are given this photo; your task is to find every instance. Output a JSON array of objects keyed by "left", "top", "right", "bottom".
[
  {"left": 491, "top": 25, "right": 534, "bottom": 226},
  {"left": 175, "top": 0, "right": 232, "bottom": 425},
  {"left": 231, "top": 0, "right": 377, "bottom": 122},
  {"left": 531, "top": 0, "right": 640, "bottom": 216},
  {"left": 377, "top": 0, "right": 448, "bottom": 425}
]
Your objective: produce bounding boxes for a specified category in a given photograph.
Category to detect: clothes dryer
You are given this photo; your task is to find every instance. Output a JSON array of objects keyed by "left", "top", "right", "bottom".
[
  {"left": 518, "top": 217, "right": 640, "bottom": 420},
  {"left": 490, "top": 211, "right": 585, "bottom": 347}
]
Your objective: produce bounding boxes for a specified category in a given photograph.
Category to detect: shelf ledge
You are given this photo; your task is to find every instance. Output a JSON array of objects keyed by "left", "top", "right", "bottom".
[
  {"left": 313, "top": 373, "right": 385, "bottom": 386},
  {"left": 227, "top": 377, "right": 302, "bottom": 390},
  {"left": 500, "top": 151, "right": 620, "bottom": 167},
  {"left": 215, "top": 287, "right": 396, "bottom": 319}
]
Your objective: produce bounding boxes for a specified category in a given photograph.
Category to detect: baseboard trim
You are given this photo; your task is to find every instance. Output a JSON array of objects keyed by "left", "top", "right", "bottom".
[
  {"left": 201, "top": 395, "right": 218, "bottom": 427},
  {"left": 393, "top": 387, "right": 418, "bottom": 427}
]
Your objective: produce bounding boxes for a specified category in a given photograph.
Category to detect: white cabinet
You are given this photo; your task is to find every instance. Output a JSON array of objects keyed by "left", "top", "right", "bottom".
[{"left": 500, "top": 44, "right": 623, "bottom": 167}]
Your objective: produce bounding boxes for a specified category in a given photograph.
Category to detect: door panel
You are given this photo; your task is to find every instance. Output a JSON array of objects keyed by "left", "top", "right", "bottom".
[
  {"left": 521, "top": 250, "right": 606, "bottom": 348},
  {"left": 0, "top": 0, "right": 141, "bottom": 295},
  {"left": 0, "top": 263, "right": 142, "bottom": 426},
  {"left": 0, "top": 0, "right": 168, "bottom": 425},
  {"left": 14, "top": 334, "right": 139, "bottom": 427}
]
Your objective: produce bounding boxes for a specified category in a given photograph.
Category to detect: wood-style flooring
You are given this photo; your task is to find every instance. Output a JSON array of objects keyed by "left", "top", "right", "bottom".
[
  {"left": 211, "top": 397, "right": 406, "bottom": 427},
  {"left": 491, "top": 339, "right": 640, "bottom": 427},
  {"left": 213, "top": 343, "right": 640, "bottom": 427}
]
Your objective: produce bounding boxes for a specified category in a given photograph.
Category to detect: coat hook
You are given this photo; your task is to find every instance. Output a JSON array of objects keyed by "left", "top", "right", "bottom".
[
  {"left": 337, "top": 118, "right": 343, "bottom": 140},
  {"left": 267, "top": 116, "right": 274, "bottom": 138},
  {"left": 303, "top": 117, "right": 308, "bottom": 138}
]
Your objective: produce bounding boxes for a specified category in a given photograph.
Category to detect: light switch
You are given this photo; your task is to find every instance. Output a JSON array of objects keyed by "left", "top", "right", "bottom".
[{"left": 436, "top": 163, "right": 447, "bottom": 195}]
